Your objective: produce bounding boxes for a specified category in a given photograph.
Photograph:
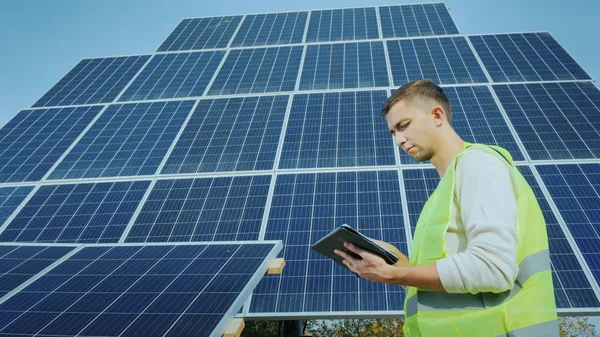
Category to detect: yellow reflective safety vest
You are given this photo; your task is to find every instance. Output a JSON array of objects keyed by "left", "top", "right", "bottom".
[{"left": 403, "top": 143, "right": 558, "bottom": 337}]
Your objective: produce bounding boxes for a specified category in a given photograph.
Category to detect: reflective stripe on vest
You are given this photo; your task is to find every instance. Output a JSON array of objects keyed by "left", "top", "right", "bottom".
[{"left": 406, "top": 249, "right": 551, "bottom": 317}]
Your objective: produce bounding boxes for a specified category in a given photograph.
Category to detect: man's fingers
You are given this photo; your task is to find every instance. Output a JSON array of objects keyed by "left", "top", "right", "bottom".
[
  {"left": 334, "top": 248, "right": 356, "bottom": 262},
  {"left": 343, "top": 242, "right": 367, "bottom": 257},
  {"left": 343, "top": 260, "right": 360, "bottom": 275}
]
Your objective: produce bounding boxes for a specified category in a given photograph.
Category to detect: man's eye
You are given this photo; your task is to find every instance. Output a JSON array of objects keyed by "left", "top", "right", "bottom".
[{"left": 400, "top": 123, "right": 409, "bottom": 129}]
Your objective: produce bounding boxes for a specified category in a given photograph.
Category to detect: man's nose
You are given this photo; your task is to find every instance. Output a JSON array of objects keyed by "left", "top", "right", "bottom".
[{"left": 394, "top": 133, "right": 406, "bottom": 147}]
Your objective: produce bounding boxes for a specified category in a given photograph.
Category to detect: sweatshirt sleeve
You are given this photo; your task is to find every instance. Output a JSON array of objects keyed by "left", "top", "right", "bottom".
[{"left": 436, "top": 149, "right": 519, "bottom": 294}]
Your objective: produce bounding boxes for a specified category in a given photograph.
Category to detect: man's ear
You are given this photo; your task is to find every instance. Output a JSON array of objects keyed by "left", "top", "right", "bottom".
[{"left": 431, "top": 106, "right": 445, "bottom": 126}]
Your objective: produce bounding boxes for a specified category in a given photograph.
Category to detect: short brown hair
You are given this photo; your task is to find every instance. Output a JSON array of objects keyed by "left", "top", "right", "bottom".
[{"left": 381, "top": 79, "right": 452, "bottom": 125}]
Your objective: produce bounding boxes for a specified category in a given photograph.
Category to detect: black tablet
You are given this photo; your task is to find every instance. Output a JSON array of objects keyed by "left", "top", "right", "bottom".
[{"left": 311, "top": 224, "right": 399, "bottom": 272}]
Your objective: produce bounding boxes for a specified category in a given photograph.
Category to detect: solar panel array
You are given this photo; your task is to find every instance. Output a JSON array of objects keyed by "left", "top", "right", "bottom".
[{"left": 1, "top": 2, "right": 600, "bottom": 332}]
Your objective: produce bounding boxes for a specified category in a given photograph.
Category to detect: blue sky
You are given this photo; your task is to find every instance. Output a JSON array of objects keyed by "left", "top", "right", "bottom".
[{"left": 0, "top": 0, "right": 598, "bottom": 128}]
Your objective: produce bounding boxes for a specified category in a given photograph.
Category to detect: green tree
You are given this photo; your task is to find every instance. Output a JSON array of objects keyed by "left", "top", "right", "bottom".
[
  {"left": 559, "top": 317, "right": 600, "bottom": 337},
  {"left": 240, "top": 320, "right": 280, "bottom": 337},
  {"left": 308, "top": 319, "right": 404, "bottom": 337}
]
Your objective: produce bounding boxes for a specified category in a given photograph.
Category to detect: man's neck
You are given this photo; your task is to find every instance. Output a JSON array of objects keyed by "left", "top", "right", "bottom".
[{"left": 429, "top": 131, "right": 465, "bottom": 178}]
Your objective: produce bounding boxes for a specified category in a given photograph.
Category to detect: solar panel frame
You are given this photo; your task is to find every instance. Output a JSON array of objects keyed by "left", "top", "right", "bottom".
[
  {"left": 32, "top": 55, "right": 151, "bottom": 108},
  {"left": 124, "top": 175, "right": 272, "bottom": 243},
  {"left": 386, "top": 36, "right": 488, "bottom": 85},
  {"left": 207, "top": 45, "right": 303, "bottom": 96},
  {"left": 0, "top": 106, "right": 104, "bottom": 183},
  {"left": 468, "top": 32, "right": 592, "bottom": 83},
  {"left": 231, "top": 12, "right": 309, "bottom": 47},
  {"left": 534, "top": 164, "right": 600, "bottom": 300},
  {"left": 157, "top": 16, "right": 244, "bottom": 52},
  {"left": 299, "top": 41, "right": 389, "bottom": 90},
  {"left": 117, "top": 51, "right": 226, "bottom": 101},
  {"left": 0, "top": 180, "right": 151, "bottom": 244},
  {"left": 379, "top": 3, "right": 460, "bottom": 38},
  {"left": 305, "top": 7, "right": 380, "bottom": 43},
  {"left": 161, "top": 95, "right": 288, "bottom": 174},
  {"left": 46, "top": 100, "right": 196, "bottom": 180},
  {"left": 492, "top": 82, "right": 600, "bottom": 160}
]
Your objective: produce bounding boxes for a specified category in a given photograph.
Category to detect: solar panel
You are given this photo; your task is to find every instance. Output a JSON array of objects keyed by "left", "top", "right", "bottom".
[
  {"left": 0, "top": 180, "right": 150, "bottom": 243},
  {"left": 387, "top": 37, "right": 487, "bottom": 85},
  {"left": 231, "top": 12, "right": 308, "bottom": 47},
  {"left": 46, "top": 100, "right": 194, "bottom": 180},
  {"left": 305, "top": 8, "right": 379, "bottom": 43},
  {"left": 0, "top": 245, "right": 75, "bottom": 298},
  {"left": 207, "top": 46, "right": 303, "bottom": 95},
  {"left": 32, "top": 56, "right": 150, "bottom": 107},
  {"left": 0, "top": 187, "right": 34, "bottom": 229},
  {"left": 157, "top": 16, "right": 243, "bottom": 51},
  {"left": 299, "top": 41, "right": 388, "bottom": 90},
  {"left": 279, "top": 90, "right": 395, "bottom": 169},
  {"left": 398, "top": 86, "right": 524, "bottom": 165},
  {"left": 469, "top": 33, "right": 592, "bottom": 82},
  {"left": 379, "top": 3, "right": 459, "bottom": 38},
  {"left": 2, "top": 0, "right": 600, "bottom": 324},
  {"left": 125, "top": 175, "right": 271, "bottom": 243},
  {"left": 493, "top": 82, "right": 600, "bottom": 160},
  {"left": 403, "top": 166, "right": 600, "bottom": 309},
  {"left": 0, "top": 106, "right": 103, "bottom": 183},
  {"left": 161, "top": 95, "right": 287, "bottom": 174},
  {"left": 118, "top": 51, "right": 225, "bottom": 101},
  {"left": 536, "top": 164, "right": 600, "bottom": 290},
  {"left": 249, "top": 171, "right": 407, "bottom": 314},
  {"left": 519, "top": 166, "right": 600, "bottom": 308},
  {"left": 0, "top": 242, "right": 282, "bottom": 337}
]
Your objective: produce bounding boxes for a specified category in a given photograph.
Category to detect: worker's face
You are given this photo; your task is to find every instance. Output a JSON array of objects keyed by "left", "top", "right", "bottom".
[{"left": 385, "top": 99, "right": 442, "bottom": 162}]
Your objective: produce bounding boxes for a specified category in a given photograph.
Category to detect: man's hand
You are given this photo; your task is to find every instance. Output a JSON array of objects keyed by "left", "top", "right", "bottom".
[
  {"left": 334, "top": 242, "right": 399, "bottom": 284},
  {"left": 370, "top": 239, "right": 409, "bottom": 268}
]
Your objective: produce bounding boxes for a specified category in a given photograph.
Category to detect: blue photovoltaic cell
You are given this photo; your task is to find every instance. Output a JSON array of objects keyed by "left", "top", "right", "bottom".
[
  {"left": 493, "top": 82, "right": 600, "bottom": 160},
  {"left": 0, "top": 243, "right": 280, "bottom": 337},
  {"left": 469, "top": 33, "right": 591, "bottom": 82},
  {"left": 305, "top": 8, "right": 379, "bottom": 42},
  {"left": 231, "top": 12, "right": 308, "bottom": 47},
  {"left": 0, "top": 187, "right": 33, "bottom": 228},
  {"left": 157, "top": 16, "right": 243, "bottom": 51},
  {"left": 118, "top": 51, "right": 225, "bottom": 101},
  {"left": 0, "top": 245, "right": 74, "bottom": 298},
  {"left": 398, "top": 86, "right": 524, "bottom": 165},
  {"left": 162, "top": 95, "right": 287, "bottom": 174},
  {"left": 208, "top": 46, "right": 303, "bottom": 95},
  {"left": 0, "top": 106, "right": 102, "bottom": 183},
  {"left": 403, "top": 166, "right": 600, "bottom": 308},
  {"left": 519, "top": 166, "right": 600, "bottom": 308},
  {"left": 0, "top": 181, "right": 150, "bottom": 244},
  {"left": 379, "top": 3, "right": 459, "bottom": 38},
  {"left": 125, "top": 175, "right": 271, "bottom": 243},
  {"left": 299, "top": 41, "right": 388, "bottom": 90},
  {"left": 537, "top": 164, "right": 600, "bottom": 291},
  {"left": 250, "top": 171, "right": 407, "bottom": 313},
  {"left": 32, "top": 56, "right": 150, "bottom": 107},
  {"left": 279, "top": 90, "right": 395, "bottom": 169},
  {"left": 47, "top": 100, "right": 194, "bottom": 180},
  {"left": 387, "top": 37, "right": 487, "bottom": 85}
]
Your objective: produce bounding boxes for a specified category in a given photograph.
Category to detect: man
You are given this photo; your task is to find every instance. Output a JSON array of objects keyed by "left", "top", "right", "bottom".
[{"left": 334, "top": 79, "right": 558, "bottom": 336}]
